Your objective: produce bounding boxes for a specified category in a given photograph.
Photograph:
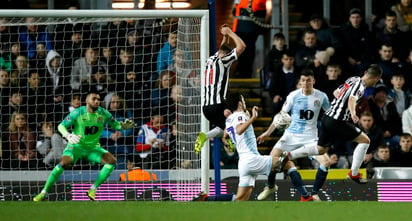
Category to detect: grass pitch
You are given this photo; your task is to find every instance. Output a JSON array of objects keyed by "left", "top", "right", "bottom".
[{"left": 1, "top": 201, "right": 411, "bottom": 221}]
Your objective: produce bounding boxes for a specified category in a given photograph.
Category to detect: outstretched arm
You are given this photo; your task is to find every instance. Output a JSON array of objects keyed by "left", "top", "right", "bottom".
[{"left": 220, "top": 25, "right": 246, "bottom": 57}]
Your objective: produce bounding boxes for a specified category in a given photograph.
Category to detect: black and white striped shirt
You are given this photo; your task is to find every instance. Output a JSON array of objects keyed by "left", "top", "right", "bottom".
[
  {"left": 202, "top": 49, "right": 237, "bottom": 106},
  {"left": 325, "top": 76, "right": 365, "bottom": 121}
]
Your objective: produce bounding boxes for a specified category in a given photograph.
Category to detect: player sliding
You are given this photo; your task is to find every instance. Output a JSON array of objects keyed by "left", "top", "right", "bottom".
[
  {"left": 256, "top": 69, "right": 331, "bottom": 201},
  {"left": 193, "top": 93, "right": 295, "bottom": 201},
  {"left": 33, "top": 91, "right": 136, "bottom": 202}
]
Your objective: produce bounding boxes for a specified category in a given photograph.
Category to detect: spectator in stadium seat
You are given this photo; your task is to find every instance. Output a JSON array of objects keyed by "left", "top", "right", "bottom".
[
  {"left": 375, "top": 10, "right": 408, "bottom": 61},
  {"left": 29, "top": 43, "right": 47, "bottom": 70},
  {"left": 44, "top": 50, "right": 71, "bottom": 125},
  {"left": 10, "top": 55, "right": 29, "bottom": 87},
  {"left": 99, "top": 46, "right": 117, "bottom": 75},
  {"left": 0, "top": 18, "right": 18, "bottom": 55},
  {"left": 157, "top": 31, "right": 177, "bottom": 75},
  {"left": 119, "top": 70, "right": 149, "bottom": 126},
  {"left": 374, "top": 43, "right": 404, "bottom": 87},
  {"left": 80, "top": 65, "right": 113, "bottom": 99},
  {"left": 402, "top": 49, "right": 412, "bottom": 91},
  {"left": 306, "top": 14, "right": 342, "bottom": 64},
  {"left": 151, "top": 70, "right": 176, "bottom": 123},
  {"left": 294, "top": 29, "right": 329, "bottom": 72},
  {"left": 113, "top": 47, "right": 140, "bottom": 84},
  {"left": 0, "top": 69, "right": 11, "bottom": 106},
  {"left": 134, "top": 114, "right": 171, "bottom": 169},
  {"left": 1, "top": 90, "right": 27, "bottom": 131},
  {"left": 317, "top": 63, "right": 345, "bottom": 102},
  {"left": 391, "top": 133, "right": 412, "bottom": 166},
  {"left": 98, "top": 20, "right": 128, "bottom": 53},
  {"left": 25, "top": 70, "right": 48, "bottom": 132},
  {"left": 366, "top": 144, "right": 395, "bottom": 179},
  {"left": 70, "top": 47, "right": 107, "bottom": 91},
  {"left": 58, "top": 23, "right": 89, "bottom": 68},
  {"left": 368, "top": 84, "right": 402, "bottom": 149},
  {"left": 36, "top": 121, "right": 66, "bottom": 168},
  {"left": 6, "top": 111, "right": 43, "bottom": 169},
  {"left": 101, "top": 92, "right": 134, "bottom": 170},
  {"left": 18, "top": 17, "right": 52, "bottom": 60},
  {"left": 339, "top": 8, "right": 374, "bottom": 76},
  {"left": 268, "top": 50, "right": 298, "bottom": 115},
  {"left": 391, "top": 0, "right": 412, "bottom": 32},
  {"left": 388, "top": 73, "right": 411, "bottom": 117}
]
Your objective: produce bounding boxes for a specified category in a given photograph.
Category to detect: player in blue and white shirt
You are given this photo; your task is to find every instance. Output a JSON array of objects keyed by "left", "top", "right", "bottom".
[
  {"left": 192, "top": 93, "right": 288, "bottom": 202},
  {"left": 257, "top": 69, "right": 330, "bottom": 201}
]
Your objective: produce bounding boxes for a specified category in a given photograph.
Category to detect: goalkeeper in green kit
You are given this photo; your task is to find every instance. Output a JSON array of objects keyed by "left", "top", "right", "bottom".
[{"left": 33, "top": 91, "right": 136, "bottom": 201}]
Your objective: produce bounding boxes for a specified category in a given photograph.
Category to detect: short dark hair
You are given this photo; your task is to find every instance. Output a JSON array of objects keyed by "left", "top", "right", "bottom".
[
  {"left": 219, "top": 43, "right": 233, "bottom": 54},
  {"left": 274, "top": 32, "right": 285, "bottom": 40},
  {"left": 225, "top": 92, "right": 243, "bottom": 113},
  {"left": 300, "top": 68, "right": 314, "bottom": 78},
  {"left": 366, "top": 64, "right": 383, "bottom": 78}
]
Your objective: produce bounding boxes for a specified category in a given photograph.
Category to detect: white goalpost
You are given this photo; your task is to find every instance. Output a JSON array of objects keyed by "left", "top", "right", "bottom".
[{"left": 0, "top": 9, "right": 215, "bottom": 201}]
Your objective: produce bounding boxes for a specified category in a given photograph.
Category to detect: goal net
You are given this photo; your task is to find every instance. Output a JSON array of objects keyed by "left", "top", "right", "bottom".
[{"left": 0, "top": 10, "right": 220, "bottom": 201}]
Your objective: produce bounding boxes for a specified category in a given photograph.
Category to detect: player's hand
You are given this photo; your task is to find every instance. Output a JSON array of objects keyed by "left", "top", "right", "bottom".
[
  {"left": 251, "top": 106, "right": 259, "bottom": 119},
  {"left": 351, "top": 114, "right": 359, "bottom": 123},
  {"left": 121, "top": 119, "right": 136, "bottom": 130},
  {"left": 256, "top": 133, "right": 267, "bottom": 144},
  {"left": 65, "top": 133, "right": 81, "bottom": 144}
]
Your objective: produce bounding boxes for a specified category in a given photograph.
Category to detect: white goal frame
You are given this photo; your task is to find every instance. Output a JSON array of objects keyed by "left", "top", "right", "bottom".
[{"left": 0, "top": 9, "right": 212, "bottom": 198}]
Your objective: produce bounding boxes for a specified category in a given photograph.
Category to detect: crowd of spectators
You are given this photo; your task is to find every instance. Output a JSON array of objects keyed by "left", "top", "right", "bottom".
[
  {"left": 0, "top": 17, "right": 200, "bottom": 171},
  {"left": 262, "top": 3, "right": 412, "bottom": 175}
]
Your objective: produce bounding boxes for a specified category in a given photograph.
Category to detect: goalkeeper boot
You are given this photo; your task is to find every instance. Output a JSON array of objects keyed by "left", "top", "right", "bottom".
[
  {"left": 33, "top": 192, "right": 46, "bottom": 202},
  {"left": 226, "top": 137, "right": 236, "bottom": 152},
  {"left": 194, "top": 132, "right": 207, "bottom": 154},
  {"left": 274, "top": 151, "right": 289, "bottom": 173},
  {"left": 192, "top": 192, "right": 208, "bottom": 201},
  {"left": 257, "top": 184, "right": 278, "bottom": 201},
  {"left": 87, "top": 189, "right": 97, "bottom": 201},
  {"left": 347, "top": 170, "right": 368, "bottom": 184}
]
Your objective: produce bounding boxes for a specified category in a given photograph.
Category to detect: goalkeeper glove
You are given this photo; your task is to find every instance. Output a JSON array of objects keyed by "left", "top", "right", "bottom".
[
  {"left": 64, "top": 133, "right": 81, "bottom": 144},
  {"left": 121, "top": 119, "right": 136, "bottom": 130}
]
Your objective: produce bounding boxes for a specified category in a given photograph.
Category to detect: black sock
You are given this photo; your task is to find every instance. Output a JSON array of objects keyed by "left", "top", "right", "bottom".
[
  {"left": 206, "top": 194, "right": 234, "bottom": 201},
  {"left": 267, "top": 171, "right": 276, "bottom": 188},
  {"left": 288, "top": 170, "right": 309, "bottom": 197},
  {"left": 312, "top": 167, "right": 328, "bottom": 195}
]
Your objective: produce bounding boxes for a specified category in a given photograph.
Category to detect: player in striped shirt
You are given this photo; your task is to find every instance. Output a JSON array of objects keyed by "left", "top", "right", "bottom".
[
  {"left": 194, "top": 24, "right": 245, "bottom": 154},
  {"left": 318, "top": 64, "right": 382, "bottom": 184}
]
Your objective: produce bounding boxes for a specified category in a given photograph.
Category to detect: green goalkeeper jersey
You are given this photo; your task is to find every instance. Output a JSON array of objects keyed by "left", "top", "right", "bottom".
[{"left": 58, "top": 106, "right": 122, "bottom": 149}]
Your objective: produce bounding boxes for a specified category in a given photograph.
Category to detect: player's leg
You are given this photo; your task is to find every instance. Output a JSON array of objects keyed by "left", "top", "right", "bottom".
[
  {"left": 284, "top": 161, "right": 313, "bottom": 201},
  {"left": 195, "top": 104, "right": 226, "bottom": 153},
  {"left": 348, "top": 132, "right": 370, "bottom": 184},
  {"left": 87, "top": 150, "right": 116, "bottom": 201},
  {"left": 257, "top": 148, "right": 283, "bottom": 200},
  {"left": 234, "top": 186, "right": 253, "bottom": 201},
  {"left": 33, "top": 155, "right": 73, "bottom": 202},
  {"left": 310, "top": 153, "right": 331, "bottom": 201}
]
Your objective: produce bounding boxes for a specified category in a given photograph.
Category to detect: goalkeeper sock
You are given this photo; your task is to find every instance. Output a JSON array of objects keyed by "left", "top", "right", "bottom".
[
  {"left": 43, "top": 164, "right": 64, "bottom": 193},
  {"left": 93, "top": 164, "right": 115, "bottom": 189},
  {"left": 267, "top": 171, "right": 277, "bottom": 189},
  {"left": 207, "top": 194, "right": 235, "bottom": 201},
  {"left": 288, "top": 168, "right": 309, "bottom": 198},
  {"left": 312, "top": 165, "right": 328, "bottom": 194}
]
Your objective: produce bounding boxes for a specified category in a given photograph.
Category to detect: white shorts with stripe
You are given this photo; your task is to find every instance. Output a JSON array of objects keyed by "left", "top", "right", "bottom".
[
  {"left": 238, "top": 153, "right": 272, "bottom": 187},
  {"left": 274, "top": 131, "right": 318, "bottom": 152}
]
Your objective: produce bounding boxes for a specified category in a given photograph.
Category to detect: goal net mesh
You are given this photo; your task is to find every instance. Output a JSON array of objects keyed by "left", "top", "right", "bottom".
[{"left": 0, "top": 12, "right": 215, "bottom": 201}]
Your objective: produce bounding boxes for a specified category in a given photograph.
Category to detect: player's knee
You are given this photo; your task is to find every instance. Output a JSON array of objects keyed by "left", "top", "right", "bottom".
[
  {"left": 317, "top": 146, "right": 328, "bottom": 155},
  {"left": 102, "top": 153, "right": 117, "bottom": 165},
  {"left": 283, "top": 160, "right": 294, "bottom": 171}
]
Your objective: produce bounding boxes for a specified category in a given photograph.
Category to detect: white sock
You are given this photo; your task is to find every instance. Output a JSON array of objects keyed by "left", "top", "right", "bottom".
[
  {"left": 351, "top": 143, "right": 369, "bottom": 176},
  {"left": 206, "top": 127, "right": 223, "bottom": 139},
  {"left": 289, "top": 143, "right": 319, "bottom": 160}
]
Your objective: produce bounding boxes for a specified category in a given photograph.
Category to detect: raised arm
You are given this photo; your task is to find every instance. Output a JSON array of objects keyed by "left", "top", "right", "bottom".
[{"left": 220, "top": 26, "right": 246, "bottom": 57}]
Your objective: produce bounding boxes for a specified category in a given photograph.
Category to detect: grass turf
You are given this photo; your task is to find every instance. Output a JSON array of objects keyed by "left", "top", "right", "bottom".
[{"left": 1, "top": 201, "right": 411, "bottom": 221}]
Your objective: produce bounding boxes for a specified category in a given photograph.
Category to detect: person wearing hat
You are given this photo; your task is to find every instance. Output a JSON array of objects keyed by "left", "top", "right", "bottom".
[
  {"left": 307, "top": 13, "right": 342, "bottom": 62},
  {"left": 339, "top": 8, "right": 374, "bottom": 76},
  {"left": 368, "top": 83, "right": 403, "bottom": 149}
]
